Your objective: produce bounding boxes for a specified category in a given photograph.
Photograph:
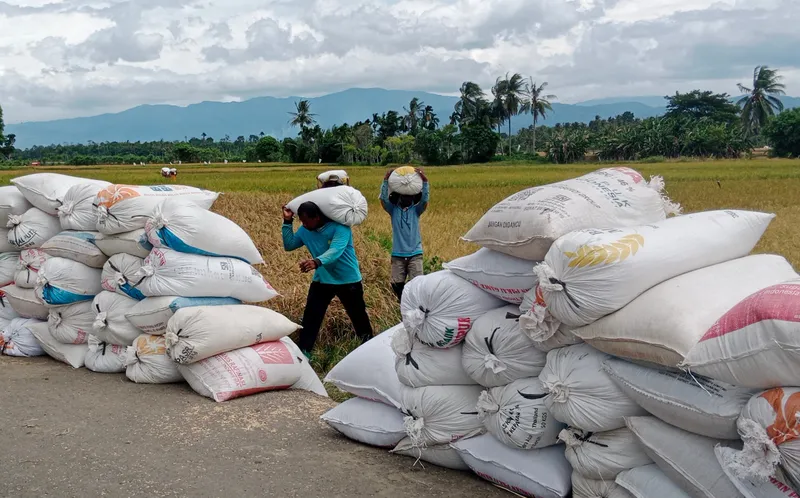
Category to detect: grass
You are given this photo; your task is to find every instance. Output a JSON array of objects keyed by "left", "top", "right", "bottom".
[{"left": 3, "top": 158, "right": 800, "bottom": 400}]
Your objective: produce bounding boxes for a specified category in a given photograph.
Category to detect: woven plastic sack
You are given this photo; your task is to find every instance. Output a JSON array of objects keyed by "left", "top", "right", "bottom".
[
  {"left": 0, "top": 291, "right": 20, "bottom": 323},
  {"left": 560, "top": 427, "right": 652, "bottom": 480},
  {"left": 7, "top": 207, "right": 62, "bottom": 249},
  {"left": 84, "top": 335, "right": 126, "bottom": 373},
  {"left": 35, "top": 257, "right": 102, "bottom": 306},
  {"left": 399, "top": 384, "right": 484, "bottom": 448},
  {"left": 0, "top": 252, "right": 17, "bottom": 287},
  {"left": 48, "top": 300, "right": 94, "bottom": 344},
  {"left": 0, "top": 185, "right": 33, "bottom": 226},
  {"left": 100, "top": 253, "right": 145, "bottom": 300},
  {"left": 444, "top": 248, "right": 538, "bottom": 305},
  {"left": 2, "top": 284, "right": 49, "bottom": 319},
  {"left": 15, "top": 249, "right": 49, "bottom": 289},
  {"left": 40, "top": 231, "right": 108, "bottom": 268},
  {"left": 390, "top": 438, "right": 469, "bottom": 470},
  {"left": 28, "top": 320, "right": 87, "bottom": 368},
  {"left": 124, "top": 295, "right": 240, "bottom": 335},
  {"left": 11, "top": 173, "right": 108, "bottom": 215},
  {"left": 93, "top": 229, "right": 152, "bottom": 258},
  {"left": 716, "top": 446, "right": 800, "bottom": 498},
  {"left": 1, "top": 317, "right": 45, "bottom": 357},
  {"left": 57, "top": 181, "right": 111, "bottom": 231},
  {"left": 125, "top": 334, "right": 183, "bottom": 384},
  {"left": 92, "top": 291, "right": 140, "bottom": 346},
  {"left": 390, "top": 326, "right": 474, "bottom": 387},
  {"left": 320, "top": 397, "right": 407, "bottom": 448},
  {"left": 519, "top": 287, "right": 582, "bottom": 351},
  {"left": 616, "top": 465, "right": 691, "bottom": 498},
  {"left": 286, "top": 185, "right": 368, "bottom": 227},
  {"left": 388, "top": 166, "right": 423, "bottom": 196},
  {"left": 572, "top": 472, "right": 634, "bottom": 498}
]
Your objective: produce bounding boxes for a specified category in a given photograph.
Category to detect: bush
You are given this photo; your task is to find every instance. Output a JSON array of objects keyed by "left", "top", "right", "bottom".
[{"left": 764, "top": 108, "right": 800, "bottom": 158}]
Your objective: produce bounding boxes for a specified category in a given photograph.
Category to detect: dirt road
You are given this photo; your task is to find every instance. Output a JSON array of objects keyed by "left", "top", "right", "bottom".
[{"left": 0, "top": 356, "right": 504, "bottom": 498}]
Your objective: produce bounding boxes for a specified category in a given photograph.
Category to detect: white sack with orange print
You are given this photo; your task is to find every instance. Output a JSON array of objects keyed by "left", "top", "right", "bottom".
[
  {"left": 523, "top": 210, "right": 775, "bottom": 343},
  {"left": 15, "top": 248, "right": 49, "bottom": 289},
  {"left": 94, "top": 184, "right": 219, "bottom": 235},
  {"left": 125, "top": 334, "right": 183, "bottom": 384}
]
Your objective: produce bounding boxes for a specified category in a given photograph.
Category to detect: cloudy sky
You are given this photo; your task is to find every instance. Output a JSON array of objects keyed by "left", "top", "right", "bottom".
[{"left": 1, "top": 0, "right": 797, "bottom": 123}]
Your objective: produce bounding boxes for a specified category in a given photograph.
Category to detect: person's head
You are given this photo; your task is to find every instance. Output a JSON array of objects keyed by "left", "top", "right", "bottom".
[
  {"left": 320, "top": 180, "right": 342, "bottom": 189},
  {"left": 297, "top": 201, "right": 328, "bottom": 230},
  {"left": 390, "top": 192, "right": 423, "bottom": 209}
]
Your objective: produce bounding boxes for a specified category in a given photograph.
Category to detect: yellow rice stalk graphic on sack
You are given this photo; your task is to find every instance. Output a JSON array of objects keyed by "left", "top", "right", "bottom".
[{"left": 564, "top": 234, "right": 645, "bottom": 268}]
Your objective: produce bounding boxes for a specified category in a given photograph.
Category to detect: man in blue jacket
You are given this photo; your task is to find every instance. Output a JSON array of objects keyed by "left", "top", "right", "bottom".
[
  {"left": 282, "top": 201, "right": 373, "bottom": 359},
  {"left": 379, "top": 167, "right": 430, "bottom": 302}
]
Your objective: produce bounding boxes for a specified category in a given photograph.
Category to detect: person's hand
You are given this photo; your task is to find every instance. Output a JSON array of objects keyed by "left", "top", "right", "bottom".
[
  {"left": 415, "top": 167, "right": 428, "bottom": 182},
  {"left": 299, "top": 259, "right": 318, "bottom": 273},
  {"left": 282, "top": 206, "right": 294, "bottom": 222},
  {"left": 384, "top": 169, "right": 394, "bottom": 180}
]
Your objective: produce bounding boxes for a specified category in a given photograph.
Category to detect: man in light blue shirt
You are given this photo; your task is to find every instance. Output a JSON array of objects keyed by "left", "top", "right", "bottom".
[{"left": 379, "top": 167, "right": 430, "bottom": 301}]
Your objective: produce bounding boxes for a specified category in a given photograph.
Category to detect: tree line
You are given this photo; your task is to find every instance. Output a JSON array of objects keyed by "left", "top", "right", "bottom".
[{"left": 1, "top": 65, "right": 799, "bottom": 166}]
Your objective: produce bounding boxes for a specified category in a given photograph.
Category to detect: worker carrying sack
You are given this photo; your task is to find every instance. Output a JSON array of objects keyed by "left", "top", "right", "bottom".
[{"left": 286, "top": 185, "right": 368, "bottom": 227}]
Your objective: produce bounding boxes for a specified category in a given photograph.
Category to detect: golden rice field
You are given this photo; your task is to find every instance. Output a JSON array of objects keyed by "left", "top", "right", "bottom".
[{"left": 2, "top": 158, "right": 800, "bottom": 374}]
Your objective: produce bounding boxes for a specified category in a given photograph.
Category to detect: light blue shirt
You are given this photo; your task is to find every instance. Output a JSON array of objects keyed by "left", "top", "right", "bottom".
[
  {"left": 282, "top": 221, "right": 363, "bottom": 285},
  {"left": 380, "top": 180, "right": 430, "bottom": 258}
]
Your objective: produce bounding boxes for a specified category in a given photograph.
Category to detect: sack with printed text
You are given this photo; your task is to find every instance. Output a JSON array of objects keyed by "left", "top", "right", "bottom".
[
  {"left": 93, "top": 229, "right": 152, "bottom": 258},
  {"left": 125, "top": 334, "right": 183, "bottom": 384},
  {"left": 443, "top": 247, "right": 538, "bottom": 304},
  {"left": 48, "top": 300, "right": 94, "bottom": 344},
  {"left": 11, "top": 173, "right": 108, "bottom": 215},
  {"left": 1, "top": 317, "right": 45, "bottom": 357},
  {"left": 15, "top": 249, "right": 49, "bottom": 288},
  {"left": 101, "top": 253, "right": 145, "bottom": 300},
  {"left": 84, "top": 335, "right": 127, "bottom": 373},
  {"left": 28, "top": 320, "right": 87, "bottom": 367},
  {"left": 57, "top": 181, "right": 111, "bottom": 231},
  {"left": 41, "top": 231, "right": 108, "bottom": 268},
  {"left": 390, "top": 325, "right": 474, "bottom": 387},
  {"left": 716, "top": 446, "right": 800, "bottom": 498},
  {"left": 35, "top": 257, "right": 102, "bottom": 306},
  {"left": 124, "top": 295, "right": 241, "bottom": 335},
  {"left": 286, "top": 185, "right": 368, "bottom": 227},
  {"left": 7, "top": 207, "right": 62, "bottom": 249}
]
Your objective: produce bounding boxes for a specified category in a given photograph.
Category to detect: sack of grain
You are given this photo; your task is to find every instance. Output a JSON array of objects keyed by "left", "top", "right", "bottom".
[
  {"left": 387, "top": 166, "right": 423, "bottom": 195},
  {"left": 57, "top": 181, "right": 111, "bottom": 231},
  {"left": 84, "top": 335, "right": 126, "bottom": 373},
  {"left": 48, "top": 300, "right": 94, "bottom": 344},
  {"left": 2, "top": 284, "right": 49, "bottom": 319},
  {"left": 560, "top": 427, "right": 652, "bottom": 480},
  {"left": 40, "top": 231, "right": 108, "bottom": 268},
  {"left": 11, "top": 173, "right": 108, "bottom": 215},
  {"left": 1, "top": 317, "right": 45, "bottom": 357},
  {"left": 95, "top": 184, "right": 219, "bottom": 234},
  {"left": 625, "top": 416, "right": 743, "bottom": 498},
  {"left": 286, "top": 185, "right": 368, "bottom": 227},
  {"left": 462, "top": 167, "right": 680, "bottom": 261},
  {"left": 531, "top": 210, "right": 774, "bottom": 338},
  {"left": 316, "top": 169, "right": 349, "bottom": 187},
  {"left": 400, "top": 270, "right": 504, "bottom": 349},
  {"left": 93, "top": 229, "right": 152, "bottom": 258},
  {"left": 28, "top": 320, "right": 87, "bottom": 367},
  {"left": 452, "top": 434, "right": 572, "bottom": 498},
  {"left": 280, "top": 336, "right": 328, "bottom": 398},
  {"left": 539, "top": 344, "right": 646, "bottom": 432},
  {"left": 0, "top": 291, "right": 20, "bottom": 324},
  {"left": 683, "top": 279, "right": 800, "bottom": 389},
  {"left": 443, "top": 248, "right": 537, "bottom": 305},
  {"left": 462, "top": 305, "right": 547, "bottom": 387},
  {"left": 477, "top": 377, "right": 564, "bottom": 450},
  {"left": 616, "top": 465, "right": 691, "bottom": 498},
  {"left": 575, "top": 254, "right": 798, "bottom": 368},
  {"left": 177, "top": 337, "right": 303, "bottom": 401},
  {"left": 0, "top": 185, "right": 33, "bottom": 225},
  {"left": 390, "top": 438, "right": 469, "bottom": 470},
  {"left": 716, "top": 446, "right": 800, "bottom": 498},
  {"left": 519, "top": 287, "right": 582, "bottom": 351},
  {"left": 15, "top": 249, "right": 49, "bottom": 288},
  {"left": 602, "top": 357, "right": 755, "bottom": 439},
  {"left": 125, "top": 334, "right": 182, "bottom": 384},
  {"left": 7, "top": 208, "right": 62, "bottom": 249},
  {"left": 136, "top": 248, "right": 278, "bottom": 303},
  {"left": 572, "top": 472, "right": 634, "bottom": 498},
  {"left": 324, "top": 324, "right": 404, "bottom": 408},
  {"left": 399, "top": 384, "right": 484, "bottom": 448},
  {"left": 100, "top": 253, "right": 145, "bottom": 300},
  {"left": 124, "top": 295, "right": 241, "bottom": 335},
  {"left": 145, "top": 198, "right": 263, "bottom": 264},
  {"left": 320, "top": 397, "right": 407, "bottom": 448},
  {"left": 165, "top": 305, "right": 300, "bottom": 364},
  {"left": 0, "top": 252, "right": 18, "bottom": 287},
  {"left": 390, "top": 326, "right": 474, "bottom": 387},
  {"left": 92, "top": 291, "right": 141, "bottom": 346},
  {"left": 35, "top": 257, "right": 102, "bottom": 306}
]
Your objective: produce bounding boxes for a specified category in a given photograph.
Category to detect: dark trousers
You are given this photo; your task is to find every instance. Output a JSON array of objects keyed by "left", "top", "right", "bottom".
[{"left": 299, "top": 281, "right": 374, "bottom": 353}]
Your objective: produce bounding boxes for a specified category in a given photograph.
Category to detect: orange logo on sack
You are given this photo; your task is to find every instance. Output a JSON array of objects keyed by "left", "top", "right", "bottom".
[
  {"left": 135, "top": 335, "right": 167, "bottom": 356},
  {"left": 96, "top": 185, "right": 142, "bottom": 208},
  {"left": 761, "top": 388, "right": 800, "bottom": 446}
]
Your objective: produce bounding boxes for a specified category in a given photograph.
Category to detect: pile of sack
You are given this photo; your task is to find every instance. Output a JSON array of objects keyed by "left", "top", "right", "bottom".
[{"left": 322, "top": 166, "right": 800, "bottom": 498}]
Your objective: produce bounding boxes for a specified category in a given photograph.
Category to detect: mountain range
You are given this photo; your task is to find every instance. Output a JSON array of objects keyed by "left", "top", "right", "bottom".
[{"left": 7, "top": 88, "right": 800, "bottom": 149}]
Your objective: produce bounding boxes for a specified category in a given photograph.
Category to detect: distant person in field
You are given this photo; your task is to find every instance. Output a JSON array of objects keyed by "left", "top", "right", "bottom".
[
  {"left": 380, "top": 167, "right": 430, "bottom": 302},
  {"left": 282, "top": 201, "right": 373, "bottom": 360}
]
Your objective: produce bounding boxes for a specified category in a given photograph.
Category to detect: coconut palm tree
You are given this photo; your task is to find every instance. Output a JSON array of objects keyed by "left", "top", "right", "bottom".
[
  {"left": 499, "top": 72, "right": 525, "bottom": 155},
  {"left": 403, "top": 98, "right": 425, "bottom": 133},
  {"left": 288, "top": 100, "right": 317, "bottom": 130},
  {"left": 491, "top": 78, "right": 508, "bottom": 141},
  {"left": 422, "top": 105, "right": 439, "bottom": 130},
  {"left": 737, "top": 66, "right": 786, "bottom": 136},
  {"left": 522, "top": 78, "right": 556, "bottom": 152},
  {"left": 454, "top": 81, "right": 486, "bottom": 126}
]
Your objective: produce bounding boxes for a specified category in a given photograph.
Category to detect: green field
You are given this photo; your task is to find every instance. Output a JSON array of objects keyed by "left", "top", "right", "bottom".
[{"left": 3, "top": 158, "right": 799, "bottom": 382}]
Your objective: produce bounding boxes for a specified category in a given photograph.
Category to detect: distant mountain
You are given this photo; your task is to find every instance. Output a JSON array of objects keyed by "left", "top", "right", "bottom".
[
  {"left": 576, "top": 95, "right": 800, "bottom": 111},
  {"left": 8, "top": 88, "right": 799, "bottom": 148}
]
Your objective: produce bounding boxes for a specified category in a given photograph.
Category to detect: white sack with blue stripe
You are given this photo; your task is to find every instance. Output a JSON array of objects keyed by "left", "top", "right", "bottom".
[{"left": 35, "top": 257, "right": 102, "bottom": 306}]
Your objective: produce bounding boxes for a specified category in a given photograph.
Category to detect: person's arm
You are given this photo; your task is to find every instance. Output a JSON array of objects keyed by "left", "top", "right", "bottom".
[
  {"left": 379, "top": 170, "right": 393, "bottom": 215},
  {"left": 281, "top": 207, "right": 305, "bottom": 251},
  {"left": 314, "top": 224, "right": 351, "bottom": 267},
  {"left": 416, "top": 169, "right": 430, "bottom": 215}
]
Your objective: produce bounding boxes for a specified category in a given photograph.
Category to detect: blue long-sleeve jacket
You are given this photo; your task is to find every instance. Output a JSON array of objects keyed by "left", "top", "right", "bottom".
[
  {"left": 282, "top": 221, "right": 363, "bottom": 285},
  {"left": 380, "top": 180, "right": 430, "bottom": 257}
]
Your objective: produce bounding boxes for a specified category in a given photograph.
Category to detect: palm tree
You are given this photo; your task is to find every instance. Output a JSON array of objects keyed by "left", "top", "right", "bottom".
[
  {"left": 522, "top": 78, "right": 556, "bottom": 152},
  {"left": 491, "top": 78, "right": 508, "bottom": 141},
  {"left": 454, "top": 82, "right": 486, "bottom": 126},
  {"left": 737, "top": 66, "right": 786, "bottom": 136},
  {"left": 403, "top": 98, "right": 425, "bottom": 133},
  {"left": 288, "top": 100, "right": 317, "bottom": 130},
  {"left": 422, "top": 105, "right": 439, "bottom": 130},
  {"left": 499, "top": 72, "right": 525, "bottom": 155}
]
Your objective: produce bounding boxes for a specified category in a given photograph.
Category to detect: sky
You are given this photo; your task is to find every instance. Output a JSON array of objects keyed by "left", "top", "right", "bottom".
[{"left": 0, "top": 0, "right": 798, "bottom": 123}]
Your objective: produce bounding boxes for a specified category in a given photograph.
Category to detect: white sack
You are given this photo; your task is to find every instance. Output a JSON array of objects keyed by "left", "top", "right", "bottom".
[
  {"left": 124, "top": 295, "right": 241, "bottom": 335},
  {"left": 2, "top": 284, "right": 49, "bottom": 319},
  {"left": 84, "top": 335, "right": 126, "bottom": 373},
  {"left": 165, "top": 305, "right": 300, "bottom": 364},
  {"left": 0, "top": 185, "right": 33, "bottom": 226},
  {"left": 286, "top": 185, "right": 368, "bottom": 227},
  {"left": 603, "top": 357, "right": 756, "bottom": 439},
  {"left": 40, "top": 231, "right": 108, "bottom": 268},
  {"left": 626, "top": 416, "right": 743, "bottom": 498},
  {"left": 320, "top": 397, "right": 407, "bottom": 448},
  {"left": 0, "top": 230, "right": 16, "bottom": 253},
  {"left": 388, "top": 166, "right": 423, "bottom": 196},
  {"left": 57, "top": 181, "right": 111, "bottom": 231},
  {"left": 572, "top": 472, "right": 634, "bottom": 498},
  {"left": 575, "top": 254, "right": 798, "bottom": 368},
  {"left": 390, "top": 326, "right": 474, "bottom": 387},
  {"left": 145, "top": 198, "right": 263, "bottom": 264},
  {"left": 530, "top": 210, "right": 774, "bottom": 340},
  {"left": 15, "top": 249, "right": 49, "bottom": 288},
  {"left": 28, "top": 320, "right": 87, "bottom": 368},
  {"left": 100, "top": 253, "right": 145, "bottom": 300},
  {"left": 48, "top": 300, "right": 94, "bottom": 344},
  {"left": 1, "top": 317, "right": 45, "bottom": 357},
  {"left": 684, "top": 279, "right": 800, "bottom": 389},
  {"left": 95, "top": 184, "right": 220, "bottom": 234},
  {"left": 716, "top": 446, "right": 800, "bottom": 498},
  {"left": 444, "top": 248, "right": 537, "bottom": 305},
  {"left": 400, "top": 270, "right": 504, "bottom": 349},
  {"left": 0, "top": 292, "right": 20, "bottom": 323},
  {"left": 399, "top": 384, "right": 484, "bottom": 448},
  {"left": 0, "top": 252, "right": 18, "bottom": 287},
  {"left": 452, "top": 434, "right": 572, "bottom": 498},
  {"left": 136, "top": 248, "right": 278, "bottom": 303},
  {"left": 616, "top": 465, "right": 692, "bottom": 498},
  {"left": 280, "top": 336, "right": 329, "bottom": 398},
  {"left": 11, "top": 173, "right": 108, "bottom": 215},
  {"left": 478, "top": 377, "right": 564, "bottom": 450},
  {"left": 519, "top": 287, "right": 582, "bottom": 351},
  {"left": 462, "top": 167, "right": 679, "bottom": 261},
  {"left": 92, "top": 291, "right": 141, "bottom": 346},
  {"left": 177, "top": 337, "right": 303, "bottom": 401},
  {"left": 125, "top": 334, "right": 182, "bottom": 384},
  {"left": 390, "top": 438, "right": 469, "bottom": 470},
  {"left": 539, "top": 344, "right": 647, "bottom": 432},
  {"left": 560, "top": 427, "right": 653, "bottom": 480},
  {"left": 323, "top": 324, "right": 404, "bottom": 408},
  {"left": 317, "top": 169, "right": 349, "bottom": 187},
  {"left": 7, "top": 207, "right": 62, "bottom": 249},
  {"left": 35, "top": 257, "right": 102, "bottom": 306},
  {"left": 93, "top": 229, "right": 152, "bottom": 258},
  {"left": 462, "top": 305, "right": 547, "bottom": 388}
]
